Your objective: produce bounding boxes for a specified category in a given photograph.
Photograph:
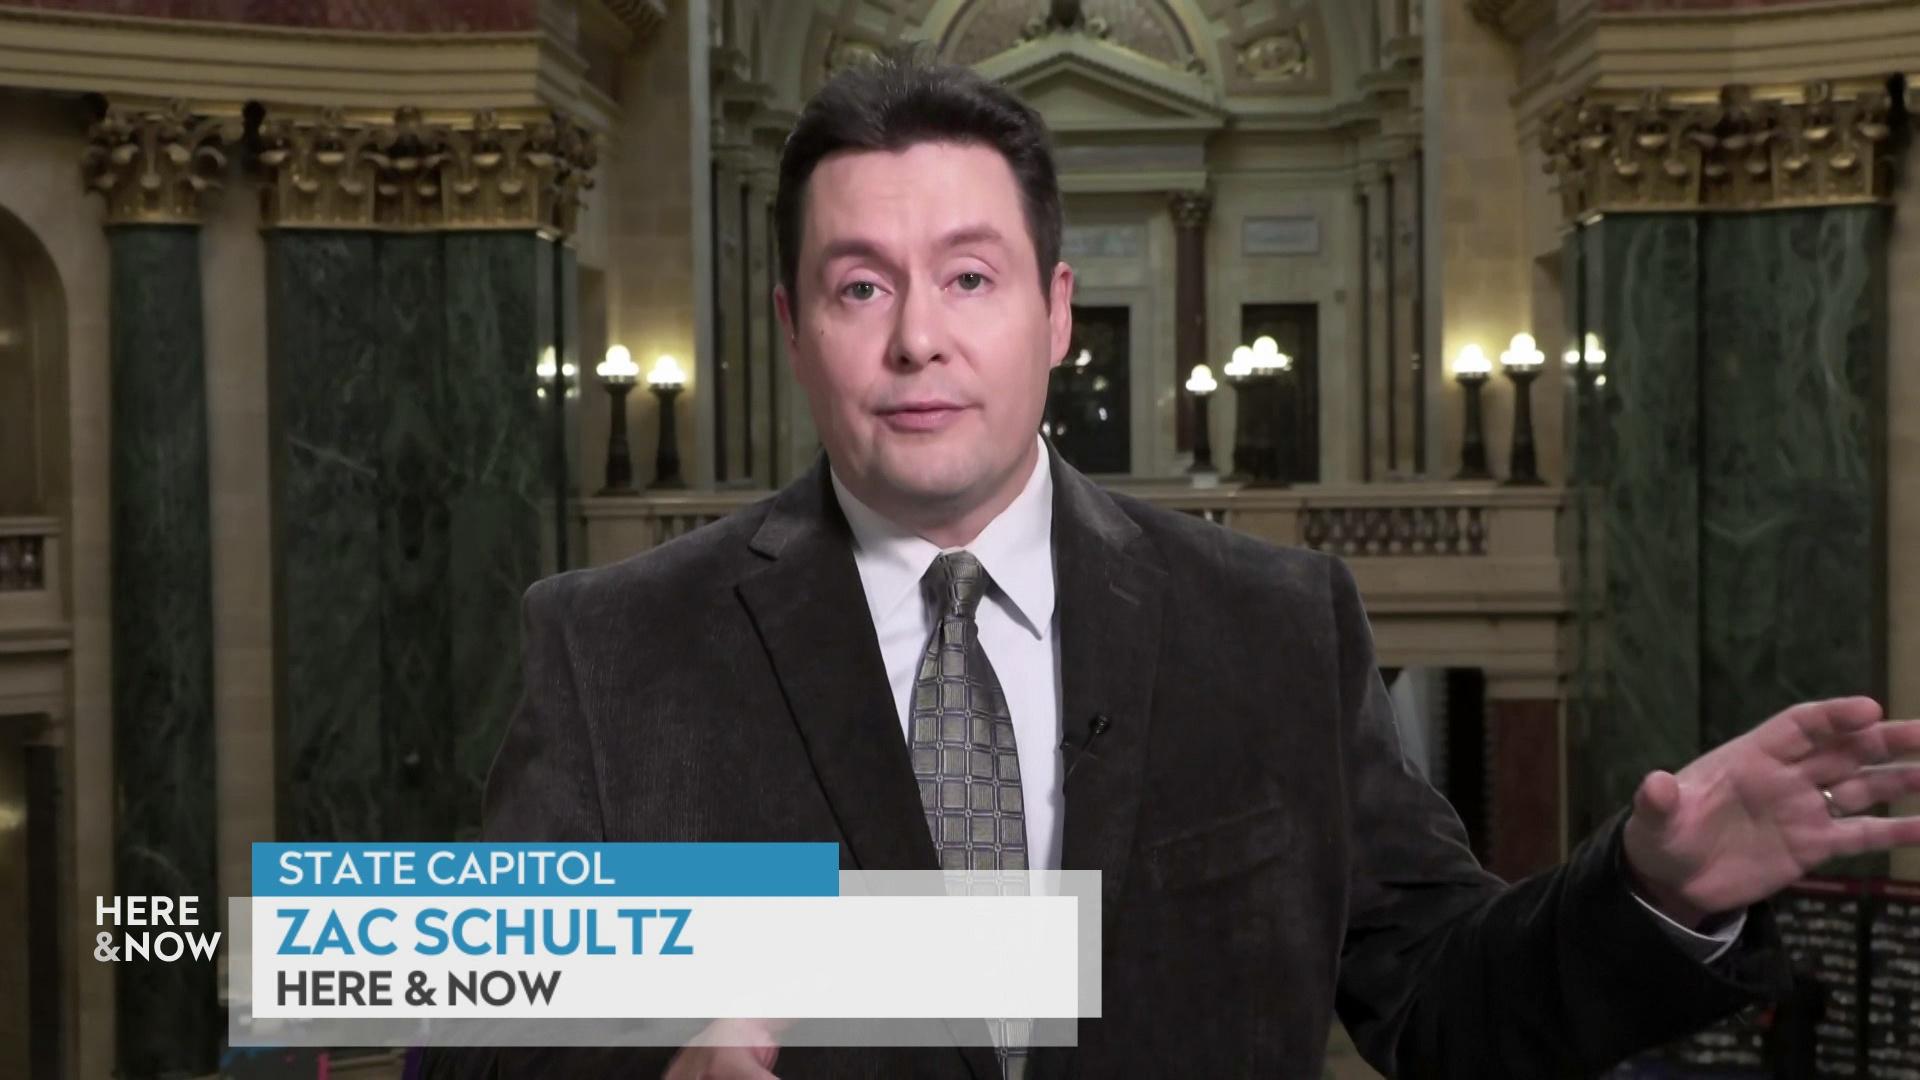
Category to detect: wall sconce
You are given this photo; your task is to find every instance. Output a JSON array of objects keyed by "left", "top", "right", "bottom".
[
  {"left": 1500, "top": 333, "right": 1546, "bottom": 486},
  {"left": 1453, "top": 344, "right": 1493, "bottom": 481},
  {"left": 1583, "top": 332, "right": 1607, "bottom": 390},
  {"left": 647, "top": 354, "right": 687, "bottom": 490},
  {"left": 1185, "top": 363, "right": 1218, "bottom": 481},
  {"left": 595, "top": 345, "right": 640, "bottom": 494}
]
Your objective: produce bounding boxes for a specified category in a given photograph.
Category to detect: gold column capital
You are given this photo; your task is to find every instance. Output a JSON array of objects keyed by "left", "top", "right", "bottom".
[
  {"left": 1168, "top": 189, "right": 1213, "bottom": 229},
  {"left": 442, "top": 109, "right": 598, "bottom": 236},
  {"left": 81, "top": 100, "right": 238, "bottom": 226},
  {"left": 255, "top": 106, "right": 599, "bottom": 236},
  {"left": 1542, "top": 79, "right": 1901, "bottom": 221}
]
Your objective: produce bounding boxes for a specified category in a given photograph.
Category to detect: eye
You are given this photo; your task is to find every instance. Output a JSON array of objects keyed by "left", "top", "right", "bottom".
[
  {"left": 955, "top": 272, "right": 987, "bottom": 292},
  {"left": 842, "top": 281, "right": 879, "bottom": 302}
]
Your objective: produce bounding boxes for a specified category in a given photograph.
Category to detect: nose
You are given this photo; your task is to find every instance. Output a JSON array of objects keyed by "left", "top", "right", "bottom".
[{"left": 886, "top": 277, "right": 950, "bottom": 371}]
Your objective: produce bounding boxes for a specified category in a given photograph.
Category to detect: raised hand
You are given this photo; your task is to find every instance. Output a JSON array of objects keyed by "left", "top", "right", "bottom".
[
  {"left": 1622, "top": 696, "right": 1920, "bottom": 928},
  {"left": 662, "top": 1018, "right": 788, "bottom": 1080}
]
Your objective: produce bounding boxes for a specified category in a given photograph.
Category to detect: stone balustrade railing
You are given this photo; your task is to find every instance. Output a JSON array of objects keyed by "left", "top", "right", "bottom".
[
  {"left": 0, "top": 516, "right": 64, "bottom": 628},
  {"left": 577, "top": 481, "right": 1569, "bottom": 636},
  {"left": 0, "top": 520, "right": 50, "bottom": 592}
]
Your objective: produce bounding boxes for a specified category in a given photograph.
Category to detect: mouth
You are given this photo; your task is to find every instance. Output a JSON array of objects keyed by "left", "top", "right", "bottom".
[{"left": 876, "top": 400, "right": 971, "bottom": 434}]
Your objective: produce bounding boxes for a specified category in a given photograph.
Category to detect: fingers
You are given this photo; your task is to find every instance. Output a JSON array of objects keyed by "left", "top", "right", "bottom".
[
  {"left": 665, "top": 1019, "right": 788, "bottom": 1080},
  {"left": 1633, "top": 769, "right": 1681, "bottom": 824},
  {"left": 1758, "top": 697, "right": 1885, "bottom": 762},
  {"left": 664, "top": 1045, "right": 780, "bottom": 1080},
  {"left": 1825, "top": 812, "right": 1920, "bottom": 858},
  {"left": 689, "top": 1018, "right": 788, "bottom": 1052},
  {"left": 1823, "top": 764, "right": 1920, "bottom": 815},
  {"left": 1795, "top": 719, "right": 1920, "bottom": 786},
  {"left": 663, "top": 1047, "right": 779, "bottom": 1080}
]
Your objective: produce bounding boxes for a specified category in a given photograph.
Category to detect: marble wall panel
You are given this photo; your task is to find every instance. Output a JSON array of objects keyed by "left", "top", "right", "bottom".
[
  {"left": 272, "top": 231, "right": 558, "bottom": 844},
  {"left": 373, "top": 232, "right": 452, "bottom": 840},
  {"left": 1699, "top": 208, "right": 1886, "bottom": 750},
  {"left": 267, "top": 231, "right": 385, "bottom": 843},
  {"left": 442, "top": 232, "right": 551, "bottom": 839},
  {"left": 1578, "top": 214, "right": 1703, "bottom": 839}
]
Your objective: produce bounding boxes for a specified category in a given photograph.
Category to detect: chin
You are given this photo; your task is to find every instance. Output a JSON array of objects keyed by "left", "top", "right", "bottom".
[
  {"left": 878, "top": 461, "right": 986, "bottom": 504},
  {"left": 868, "top": 444, "right": 991, "bottom": 503}
]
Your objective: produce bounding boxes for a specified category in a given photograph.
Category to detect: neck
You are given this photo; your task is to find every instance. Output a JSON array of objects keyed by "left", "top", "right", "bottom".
[{"left": 857, "top": 439, "right": 1042, "bottom": 550}]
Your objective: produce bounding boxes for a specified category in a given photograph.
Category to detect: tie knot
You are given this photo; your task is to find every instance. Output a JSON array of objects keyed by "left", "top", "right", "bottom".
[{"left": 926, "top": 550, "right": 988, "bottom": 621}]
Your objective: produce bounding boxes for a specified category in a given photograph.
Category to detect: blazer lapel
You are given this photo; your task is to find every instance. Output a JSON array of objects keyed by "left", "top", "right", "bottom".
[
  {"left": 735, "top": 459, "right": 940, "bottom": 874},
  {"left": 1051, "top": 449, "right": 1166, "bottom": 928},
  {"left": 737, "top": 459, "right": 1004, "bottom": 1079},
  {"left": 737, "top": 451, "right": 1160, "bottom": 1080}
]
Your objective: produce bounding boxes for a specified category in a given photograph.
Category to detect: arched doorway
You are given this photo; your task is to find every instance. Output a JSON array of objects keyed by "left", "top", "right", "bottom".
[{"left": 0, "top": 201, "right": 72, "bottom": 1080}]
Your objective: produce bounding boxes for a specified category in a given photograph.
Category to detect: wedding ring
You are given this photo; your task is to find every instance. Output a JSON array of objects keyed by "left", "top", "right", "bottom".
[{"left": 1821, "top": 786, "right": 1843, "bottom": 819}]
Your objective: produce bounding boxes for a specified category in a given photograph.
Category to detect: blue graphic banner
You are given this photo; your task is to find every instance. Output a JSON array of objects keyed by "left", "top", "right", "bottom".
[{"left": 251, "top": 843, "right": 841, "bottom": 897}]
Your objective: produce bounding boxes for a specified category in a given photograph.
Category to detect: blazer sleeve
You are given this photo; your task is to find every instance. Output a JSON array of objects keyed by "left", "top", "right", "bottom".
[
  {"left": 483, "top": 575, "right": 606, "bottom": 843},
  {"left": 1324, "top": 556, "right": 1790, "bottom": 1078}
]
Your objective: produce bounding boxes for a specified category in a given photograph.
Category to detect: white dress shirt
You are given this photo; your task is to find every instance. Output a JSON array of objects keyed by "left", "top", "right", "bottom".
[
  {"left": 829, "top": 436, "right": 1740, "bottom": 960},
  {"left": 832, "top": 437, "right": 1064, "bottom": 873}
]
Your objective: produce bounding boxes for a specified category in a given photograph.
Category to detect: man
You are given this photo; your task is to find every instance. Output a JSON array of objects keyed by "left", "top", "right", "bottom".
[{"left": 470, "top": 57, "right": 1920, "bottom": 1077}]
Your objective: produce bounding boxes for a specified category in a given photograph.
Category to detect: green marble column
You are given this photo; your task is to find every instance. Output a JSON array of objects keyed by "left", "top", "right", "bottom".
[
  {"left": 268, "top": 231, "right": 387, "bottom": 843},
  {"left": 1574, "top": 214, "right": 1704, "bottom": 836},
  {"left": 1698, "top": 208, "right": 1887, "bottom": 747},
  {"left": 1570, "top": 206, "right": 1890, "bottom": 845},
  {"left": 442, "top": 232, "right": 551, "bottom": 837},
  {"left": 271, "top": 230, "right": 555, "bottom": 843},
  {"left": 373, "top": 232, "right": 453, "bottom": 840},
  {"left": 108, "top": 225, "right": 219, "bottom": 1076}
]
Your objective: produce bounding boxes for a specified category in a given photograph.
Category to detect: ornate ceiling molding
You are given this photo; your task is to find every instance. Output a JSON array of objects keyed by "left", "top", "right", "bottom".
[
  {"left": 940, "top": 0, "right": 1203, "bottom": 77},
  {"left": 1217, "top": 9, "right": 1331, "bottom": 99},
  {"left": 81, "top": 100, "right": 239, "bottom": 226},
  {"left": 1541, "top": 79, "right": 1902, "bottom": 219},
  {"left": 253, "top": 106, "right": 598, "bottom": 236}
]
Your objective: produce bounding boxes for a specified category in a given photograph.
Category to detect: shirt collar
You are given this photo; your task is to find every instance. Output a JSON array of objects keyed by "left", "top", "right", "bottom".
[{"left": 830, "top": 435, "right": 1056, "bottom": 639}]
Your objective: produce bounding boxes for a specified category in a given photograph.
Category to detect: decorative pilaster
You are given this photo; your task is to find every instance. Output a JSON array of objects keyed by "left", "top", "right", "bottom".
[
  {"left": 744, "top": 164, "right": 780, "bottom": 485},
  {"left": 1169, "top": 190, "right": 1211, "bottom": 454},
  {"left": 1357, "top": 164, "right": 1392, "bottom": 481},
  {"left": 255, "top": 106, "right": 592, "bottom": 844},
  {"left": 1386, "top": 157, "right": 1419, "bottom": 474},
  {"left": 84, "top": 98, "right": 233, "bottom": 1078}
]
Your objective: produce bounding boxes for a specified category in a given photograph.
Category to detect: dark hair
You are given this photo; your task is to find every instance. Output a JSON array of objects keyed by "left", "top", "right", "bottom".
[{"left": 774, "top": 50, "right": 1063, "bottom": 307}]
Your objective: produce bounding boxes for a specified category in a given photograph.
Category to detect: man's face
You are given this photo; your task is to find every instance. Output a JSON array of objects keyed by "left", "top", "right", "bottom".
[{"left": 776, "top": 141, "right": 1073, "bottom": 525}]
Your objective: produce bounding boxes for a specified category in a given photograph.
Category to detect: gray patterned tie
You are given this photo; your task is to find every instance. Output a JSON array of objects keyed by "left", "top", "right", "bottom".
[{"left": 907, "top": 551, "right": 1030, "bottom": 1077}]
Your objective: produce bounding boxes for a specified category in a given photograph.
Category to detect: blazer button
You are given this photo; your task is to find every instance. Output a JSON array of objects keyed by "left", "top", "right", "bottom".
[{"left": 1090, "top": 714, "right": 1111, "bottom": 736}]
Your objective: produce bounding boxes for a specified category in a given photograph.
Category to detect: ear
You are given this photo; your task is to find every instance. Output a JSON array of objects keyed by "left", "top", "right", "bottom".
[
  {"left": 773, "top": 283, "right": 799, "bottom": 364},
  {"left": 1047, "top": 262, "right": 1075, "bottom": 370}
]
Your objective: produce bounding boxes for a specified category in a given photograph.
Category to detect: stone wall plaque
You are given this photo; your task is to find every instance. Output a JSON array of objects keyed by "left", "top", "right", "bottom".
[
  {"left": 1062, "top": 223, "right": 1146, "bottom": 260},
  {"left": 1243, "top": 215, "right": 1321, "bottom": 256}
]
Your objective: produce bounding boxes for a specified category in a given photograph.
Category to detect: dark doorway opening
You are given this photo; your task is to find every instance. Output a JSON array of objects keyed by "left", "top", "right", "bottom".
[{"left": 1048, "top": 305, "right": 1131, "bottom": 475}]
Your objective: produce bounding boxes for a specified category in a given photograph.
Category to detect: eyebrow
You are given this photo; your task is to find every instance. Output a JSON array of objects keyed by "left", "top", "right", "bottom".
[
  {"left": 814, "top": 224, "right": 1008, "bottom": 272},
  {"left": 936, "top": 224, "right": 1006, "bottom": 251}
]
